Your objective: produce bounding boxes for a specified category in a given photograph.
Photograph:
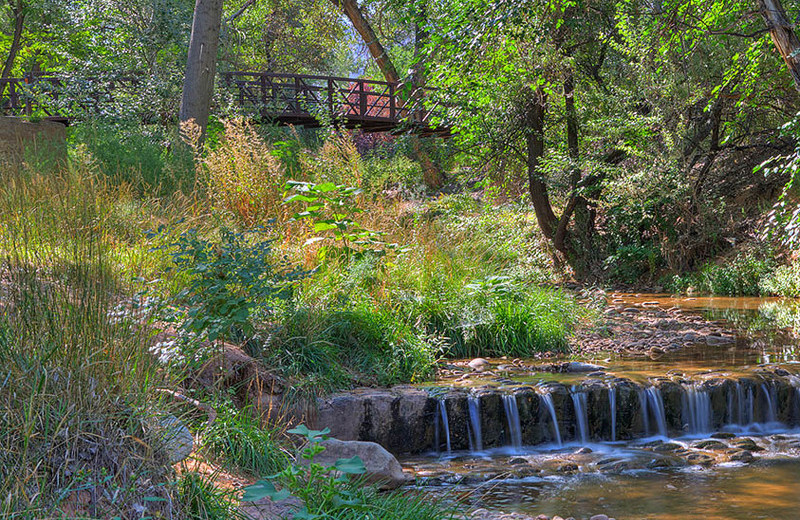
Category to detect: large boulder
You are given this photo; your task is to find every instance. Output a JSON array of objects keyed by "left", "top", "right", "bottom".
[{"left": 308, "top": 439, "right": 409, "bottom": 490}]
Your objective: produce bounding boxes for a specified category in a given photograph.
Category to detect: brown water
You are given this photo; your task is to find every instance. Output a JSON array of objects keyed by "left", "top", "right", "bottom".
[
  {"left": 409, "top": 294, "right": 800, "bottom": 520},
  {"left": 471, "top": 461, "right": 800, "bottom": 520}
]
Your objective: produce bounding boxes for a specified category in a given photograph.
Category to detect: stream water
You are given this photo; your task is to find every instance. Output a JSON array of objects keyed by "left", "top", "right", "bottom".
[{"left": 403, "top": 294, "right": 800, "bottom": 520}]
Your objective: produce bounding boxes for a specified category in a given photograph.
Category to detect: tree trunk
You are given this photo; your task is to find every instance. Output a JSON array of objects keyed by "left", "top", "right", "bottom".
[
  {"left": 330, "top": 0, "right": 399, "bottom": 82},
  {"left": 179, "top": 0, "right": 224, "bottom": 140},
  {"left": 527, "top": 88, "right": 559, "bottom": 240},
  {"left": 0, "top": 0, "right": 25, "bottom": 98},
  {"left": 411, "top": 2, "right": 443, "bottom": 189},
  {"left": 757, "top": 0, "right": 800, "bottom": 91}
]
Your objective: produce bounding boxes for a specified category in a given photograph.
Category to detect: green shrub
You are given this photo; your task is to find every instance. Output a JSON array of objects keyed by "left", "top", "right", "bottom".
[
  {"left": 604, "top": 244, "right": 662, "bottom": 284},
  {"left": 665, "top": 250, "right": 776, "bottom": 296},
  {"left": 760, "top": 260, "right": 800, "bottom": 297},
  {"left": 163, "top": 226, "right": 306, "bottom": 343}
]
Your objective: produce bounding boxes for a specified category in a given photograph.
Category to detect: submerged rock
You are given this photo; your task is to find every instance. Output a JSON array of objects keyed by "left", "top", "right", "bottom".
[{"left": 565, "top": 362, "right": 608, "bottom": 372}]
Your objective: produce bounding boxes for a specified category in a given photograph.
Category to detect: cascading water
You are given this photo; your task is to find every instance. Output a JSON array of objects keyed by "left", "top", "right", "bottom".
[
  {"left": 732, "top": 383, "right": 754, "bottom": 426},
  {"left": 427, "top": 377, "right": 798, "bottom": 455},
  {"left": 540, "top": 392, "right": 563, "bottom": 446},
  {"left": 502, "top": 394, "right": 523, "bottom": 450},
  {"left": 609, "top": 385, "right": 617, "bottom": 442},
  {"left": 639, "top": 389, "right": 650, "bottom": 436},
  {"left": 467, "top": 396, "right": 483, "bottom": 452},
  {"left": 571, "top": 388, "right": 589, "bottom": 444},
  {"left": 761, "top": 383, "right": 778, "bottom": 423},
  {"left": 646, "top": 387, "right": 669, "bottom": 437},
  {"left": 433, "top": 398, "right": 451, "bottom": 454},
  {"left": 736, "top": 382, "right": 746, "bottom": 425},
  {"left": 683, "top": 384, "right": 712, "bottom": 434}
]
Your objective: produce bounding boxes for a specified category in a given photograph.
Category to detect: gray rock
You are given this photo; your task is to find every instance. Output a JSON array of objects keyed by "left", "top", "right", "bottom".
[
  {"left": 565, "top": 362, "right": 607, "bottom": 373},
  {"left": 308, "top": 439, "right": 408, "bottom": 490},
  {"left": 469, "top": 358, "right": 491, "bottom": 372},
  {"left": 145, "top": 413, "right": 193, "bottom": 464}
]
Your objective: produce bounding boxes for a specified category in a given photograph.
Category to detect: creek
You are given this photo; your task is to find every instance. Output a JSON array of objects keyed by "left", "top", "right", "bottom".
[{"left": 400, "top": 295, "right": 800, "bottom": 519}]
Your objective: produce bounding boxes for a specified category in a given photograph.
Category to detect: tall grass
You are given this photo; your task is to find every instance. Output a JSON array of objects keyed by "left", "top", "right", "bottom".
[
  {"left": 0, "top": 167, "right": 178, "bottom": 517},
  {"left": 201, "top": 402, "right": 290, "bottom": 476}
]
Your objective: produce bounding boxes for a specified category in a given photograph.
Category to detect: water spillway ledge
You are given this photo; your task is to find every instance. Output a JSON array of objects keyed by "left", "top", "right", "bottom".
[{"left": 307, "top": 372, "right": 800, "bottom": 455}]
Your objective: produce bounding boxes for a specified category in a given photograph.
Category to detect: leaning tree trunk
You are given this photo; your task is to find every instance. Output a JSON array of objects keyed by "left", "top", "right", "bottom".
[
  {"left": 330, "top": 0, "right": 399, "bottom": 82},
  {"left": 757, "top": 0, "right": 800, "bottom": 91},
  {"left": 331, "top": 0, "right": 444, "bottom": 188},
  {"left": 179, "top": 0, "right": 224, "bottom": 141}
]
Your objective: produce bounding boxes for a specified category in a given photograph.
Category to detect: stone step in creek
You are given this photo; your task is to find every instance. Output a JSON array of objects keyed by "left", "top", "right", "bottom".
[{"left": 308, "top": 371, "right": 800, "bottom": 454}]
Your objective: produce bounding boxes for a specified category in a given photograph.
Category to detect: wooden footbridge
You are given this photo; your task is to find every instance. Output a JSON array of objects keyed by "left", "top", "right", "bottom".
[{"left": 0, "top": 72, "right": 449, "bottom": 135}]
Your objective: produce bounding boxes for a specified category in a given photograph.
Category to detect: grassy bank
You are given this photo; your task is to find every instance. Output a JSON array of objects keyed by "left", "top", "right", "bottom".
[
  {"left": 0, "top": 122, "right": 584, "bottom": 518},
  {"left": 664, "top": 249, "right": 800, "bottom": 297}
]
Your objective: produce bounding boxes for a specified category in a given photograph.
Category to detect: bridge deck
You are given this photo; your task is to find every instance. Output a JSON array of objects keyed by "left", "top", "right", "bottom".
[{"left": 1, "top": 72, "right": 449, "bottom": 136}]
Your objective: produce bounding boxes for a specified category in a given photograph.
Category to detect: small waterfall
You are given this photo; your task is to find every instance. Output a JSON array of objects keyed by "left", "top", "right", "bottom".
[
  {"left": 541, "top": 392, "right": 562, "bottom": 446},
  {"left": 746, "top": 386, "right": 754, "bottom": 425},
  {"left": 735, "top": 382, "right": 746, "bottom": 425},
  {"left": 571, "top": 388, "right": 589, "bottom": 444},
  {"left": 609, "top": 386, "right": 617, "bottom": 442},
  {"left": 683, "top": 384, "right": 712, "bottom": 434},
  {"left": 433, "top": 399, "right": 451, "bottom": 454},
  {"left": 502, "top": 394, "right": 523, "bottom": 449},
  {"left": 467, "top": 396, "right": 483, "bottom": 452},
  {"left": 761, "top": 383, "right": 778, "bottom": 423},
  {"left": 646, "top": 387, "right": 668, "bottom": 437},
  {"left": 638, "top": 389, "right": 650, "bottom": 436},
  {"left": 727, "top": 386, "right": 734, "bottom": 425}
]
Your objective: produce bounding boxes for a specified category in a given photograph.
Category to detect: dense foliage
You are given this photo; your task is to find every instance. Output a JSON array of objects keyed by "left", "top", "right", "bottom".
[{"left": 3, "top": 0, "right": 800, "bottom": 518}]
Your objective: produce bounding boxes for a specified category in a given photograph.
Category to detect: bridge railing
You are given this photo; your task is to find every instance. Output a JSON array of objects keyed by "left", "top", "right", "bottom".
[
  {"left": 1, "top": 71, "right": 449, "bottom": 134},
  {"left": 1, "top": 73, "right": 142, "bottom": 123},
  {"left": 220, "top": 72, "right": 445, "bottom": 130},
  {"left": 0, "top": 75, "right": 64, "bottom": 119}
]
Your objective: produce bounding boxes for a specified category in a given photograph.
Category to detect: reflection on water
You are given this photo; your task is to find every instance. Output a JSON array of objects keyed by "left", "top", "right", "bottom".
[{"left": 475, "top": 461, "right": 800, "bottom": 520}]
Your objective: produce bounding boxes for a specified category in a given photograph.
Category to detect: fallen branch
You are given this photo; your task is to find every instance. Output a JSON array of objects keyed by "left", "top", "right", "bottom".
[{"left": 156, "top": 388, "right": 217, "bottom": 427}]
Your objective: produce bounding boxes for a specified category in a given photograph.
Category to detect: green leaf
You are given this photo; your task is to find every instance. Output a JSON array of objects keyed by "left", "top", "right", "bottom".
[
  {"left": 334, "top": 456, "right": 366, "bottom": 475},
  {"left": 241, "top": 480, "right": 292, "bottom": 502},
  {"left": 288, "top": 424, "right": 330, "bottom": 441},
  {"left": 313, "top": 182, "right": 338, "bottom": 192},
  {"left": 313, "top": 222, "right": 338, "bottom": 232},
  {"left": 284, "top": 194, "right": 318, "bottom": 203}
]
